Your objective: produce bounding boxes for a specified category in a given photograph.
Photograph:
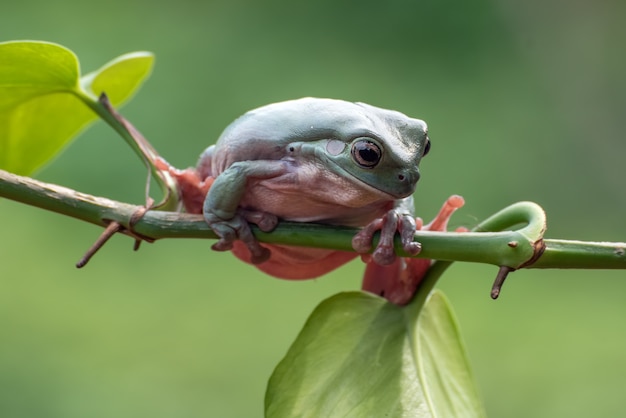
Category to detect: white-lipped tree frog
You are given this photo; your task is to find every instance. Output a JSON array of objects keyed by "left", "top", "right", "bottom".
[{"left": 160, "top": 98, "right": 463, "bottom": 304}]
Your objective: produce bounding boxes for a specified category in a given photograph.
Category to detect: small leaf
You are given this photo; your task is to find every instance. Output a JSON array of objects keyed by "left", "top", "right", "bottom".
[
  {"left": 0, "top": 41, "right": 153, "bottom": 175},
  {"left": 265, "top": 290, "right": 485, "bottom": 418},
  {"left": 81, "top": 51, "right": 154, "bottom": 106}
]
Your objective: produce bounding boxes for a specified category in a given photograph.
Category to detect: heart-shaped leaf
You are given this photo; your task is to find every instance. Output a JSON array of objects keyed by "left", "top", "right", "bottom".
[
  {"left": 265, "top": 290, "right": 485, "bottom": 418},
  {"left": 415, "top": 290, "right": 485, "bottom": 417},
  {"left": 80, "top": 51, "right": 154, "bottom": 105},
  {"left": 0, "top": 41, "right": 153, "bottom": 175}
]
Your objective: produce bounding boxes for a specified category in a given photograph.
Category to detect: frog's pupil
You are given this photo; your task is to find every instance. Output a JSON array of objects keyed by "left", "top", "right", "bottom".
[
  {"left": 359, "top": 147, "right": 378, "bottom": 162},
  {"left": 352, "top": 140, "right": 381, "bottom": 168}
]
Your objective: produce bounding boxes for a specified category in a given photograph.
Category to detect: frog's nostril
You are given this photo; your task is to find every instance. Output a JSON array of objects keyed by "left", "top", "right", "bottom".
[{"left": 398, "top": 169, "right": 420, "bottom": 185}]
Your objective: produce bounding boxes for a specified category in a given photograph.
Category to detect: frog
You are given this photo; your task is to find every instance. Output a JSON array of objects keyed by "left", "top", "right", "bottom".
[{"left": 159, "top": 97, "right": 463, "bottom": 304}]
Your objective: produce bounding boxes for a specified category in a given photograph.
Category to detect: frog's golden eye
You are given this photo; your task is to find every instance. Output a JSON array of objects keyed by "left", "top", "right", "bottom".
[
  {"left": 352, "top": 139, "right": 382, "bottom": 168},
  {"left": 423, "top": 136, "right": 431, "bottom": 157}
]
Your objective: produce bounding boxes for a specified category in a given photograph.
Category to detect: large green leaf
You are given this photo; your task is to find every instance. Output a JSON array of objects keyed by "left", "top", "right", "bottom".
[
  {"left": 0, "top": 41, "right": 153, "bottom": 175},
  {"left": 0, "top": 41, "right": 79, "bottom": 109},
  {"left": 415, "top": 291, "right": 485, "bottom": 417},
  {"left": 265, "top": 290, "right": 485, "bottom": 418}
]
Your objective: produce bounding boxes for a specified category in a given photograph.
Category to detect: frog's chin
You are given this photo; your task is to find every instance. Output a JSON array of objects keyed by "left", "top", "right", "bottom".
[
  {"left": 359, "top": 179, "right": 412, "bottom": 200},
  {"left": 335, "top": 166, "right": 413, "bottom": 201},
  {"left": 322, "top": 160, "right": 415, "bottom": 201}
]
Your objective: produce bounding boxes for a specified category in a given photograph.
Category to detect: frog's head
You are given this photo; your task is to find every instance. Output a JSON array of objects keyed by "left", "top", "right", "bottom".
[
  {"left": 307, "top": 101, "right": 430, "bottom": 199},
  {"left": 232, "top": 97, "right": 430, "bottom": 200}
]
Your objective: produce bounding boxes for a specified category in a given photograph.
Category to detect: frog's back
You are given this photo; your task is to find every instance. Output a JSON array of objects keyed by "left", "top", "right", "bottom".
[{"left": 205, "top": 97, "right": 424, "bottom": 176}]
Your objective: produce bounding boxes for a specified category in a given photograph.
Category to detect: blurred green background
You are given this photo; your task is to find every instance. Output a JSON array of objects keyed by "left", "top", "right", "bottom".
[{"left": 2, "top": 0, "right": 626, "bottom": 416}]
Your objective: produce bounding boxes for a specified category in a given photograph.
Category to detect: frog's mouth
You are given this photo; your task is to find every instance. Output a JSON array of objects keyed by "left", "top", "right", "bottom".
[
  {"left": 327, "top": 158, "right": 419, "bottom": 200},
  {"left": 324, "top": 158, "right": 418, "bottom": 203},
  {"left": 359, "top": 175, "right": 417, "bottom": 200}
]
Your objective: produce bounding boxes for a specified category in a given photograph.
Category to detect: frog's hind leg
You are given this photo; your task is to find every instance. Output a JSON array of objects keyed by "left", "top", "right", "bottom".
[
  {"left": 196, "top": 145, "right": 215, "bottom": 180},
  {"left": 154, "top": 157, "right": 214, "bottom": 215}
]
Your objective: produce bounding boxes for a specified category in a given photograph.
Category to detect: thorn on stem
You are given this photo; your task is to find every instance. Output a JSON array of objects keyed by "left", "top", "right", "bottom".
[
  {"left": 76, "top": 221, "right": 122, "bottom": 268},
  {"left": 76, "top": 205, "right": 155, "bottom": 267},
  {"left": 491, "top": 266, "right": 514, "bottom": 299}
]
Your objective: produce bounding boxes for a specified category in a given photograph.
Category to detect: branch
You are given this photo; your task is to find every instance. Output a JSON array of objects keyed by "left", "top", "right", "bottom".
[
  {"left": 0, "top": 168, "right": 210, "bottom": 239},
  {"left": 1, "top": 168, "right": 625, "bottom": 273}
]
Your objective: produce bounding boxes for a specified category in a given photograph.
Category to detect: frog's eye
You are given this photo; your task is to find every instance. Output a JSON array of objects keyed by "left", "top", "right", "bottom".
[
  {"left": 352, "top": 139, "right": 382, "bottom": 168},
  {"left": 423, "top": 136, "right": 431, "bottom": 156}
]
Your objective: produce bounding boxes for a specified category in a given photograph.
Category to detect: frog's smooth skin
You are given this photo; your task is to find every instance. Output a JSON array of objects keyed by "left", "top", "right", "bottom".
[{"left": 169, "top": 97, "right": 447, "bottom": 304}]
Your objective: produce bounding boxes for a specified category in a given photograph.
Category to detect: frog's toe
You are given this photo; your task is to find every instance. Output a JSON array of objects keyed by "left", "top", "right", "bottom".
[
  {"left": 240, "top": 209, "right": 278, "bottom": 232},
  {"left": 424, "top": 194, "right": 465, "bottom": 231},
  {"left": 352, "top": 218, "right": 382, "bottom": 254},
  {"left": 372, "top": 245, "right": 396, "bottom": 266},
  {"left": 372, "top": 211, "right": 401, "bottom": 265},
  {"left": 353, "top": 212, "right": 397, "bottom": 265},
  {"left": 236, "top": 221, "right": 271, "bottom": 264},
  {"left": 398, "top": 215, "right": 421, "bottom": 256},
  {"left": 211, "top": 239, "right": 234, "bottom": 252},
  {"left": 353, "top": 210, "right": 420, "bottom": 265},
  {"left": 210, "top": 223, "right": 237, "bottom": 252},
  {"left": 206, "top": 213, "right": 271, "bottom": 263}
]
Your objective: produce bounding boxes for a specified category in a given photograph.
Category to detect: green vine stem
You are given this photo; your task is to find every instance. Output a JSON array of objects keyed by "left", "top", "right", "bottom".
[
  {"left": 75, "top": 91, "right": 179, "bottom": 211},
  {"left": 1, "top": 168, "right": 625, "bottom": 274}
]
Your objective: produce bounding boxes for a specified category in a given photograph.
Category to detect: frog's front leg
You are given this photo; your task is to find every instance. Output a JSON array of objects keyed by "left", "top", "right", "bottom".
[
  {"left": 352, "top": 196, "right": 421, "bottom": 265},
  {"left": 203, "top": 160, "right": 286, "bottom": 264}
]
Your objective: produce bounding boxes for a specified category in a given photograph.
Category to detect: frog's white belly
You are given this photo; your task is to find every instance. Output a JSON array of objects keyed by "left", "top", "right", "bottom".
[{"left": 240, "top": 177, "right": 394, "bottom": 227}]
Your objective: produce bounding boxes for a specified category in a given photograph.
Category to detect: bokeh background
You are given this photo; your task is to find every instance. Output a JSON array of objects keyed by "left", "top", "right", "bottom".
[{"left": 2, "top": 0, "right": 626, "bottom": 416}]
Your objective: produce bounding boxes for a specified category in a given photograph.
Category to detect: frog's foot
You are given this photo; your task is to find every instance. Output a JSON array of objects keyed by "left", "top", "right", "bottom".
[
  {"left": 361, "top": 194, "right": 466, "bottom": 305},
  {"left": 423, "top": 194, "right": 465, "bottom": 232},
  {"left": 352, "top": 210, "right": 421, "bottom": 266},
  {"left": 206, "top": 210, "right": 278, "bottom": 264}
]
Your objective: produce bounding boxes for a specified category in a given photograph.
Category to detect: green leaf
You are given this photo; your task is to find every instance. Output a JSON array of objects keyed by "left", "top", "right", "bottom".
[
  {"left": 0, "top": 41, "right": 153, "bottom": 175},
  {"left": 265, "top": 290, "right": 485, "bottom": 418},
  {"left": 80, "top": 51, "right": 154, "bottom": 106},
  {"left": 414, "top": 291, "right": 486, "bottom": 417},
  {"left": 0, "top": 41, "right": 79, "bottom": 109}
]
